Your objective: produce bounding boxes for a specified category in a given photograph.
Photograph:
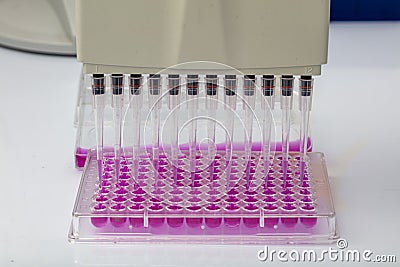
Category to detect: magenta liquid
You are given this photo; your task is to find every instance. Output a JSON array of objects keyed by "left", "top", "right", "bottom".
[{"left": 86, "top": 148, "right": 320, "bottom": 236}]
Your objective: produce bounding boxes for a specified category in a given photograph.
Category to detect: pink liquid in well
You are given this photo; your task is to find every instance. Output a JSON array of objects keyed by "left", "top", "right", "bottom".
[
  {"left": 91, "top": 217, "right": 108, "bottom": 228},
  {"left": 264, "top": 218, "right": 279, "bottom": 228},
  {"left": 95, "top": 195, "right": 108, "bottom": 203},
  {"left": 86, "top": 148, "right": 322, "bottom": 236},
  {"left": 300, "top": 217, "right": 318, "bottom": 228},
  {"left": 205, "top": 218, "right": 222, "bottom": 228},
  {"left": 186, "top": 206, "right": 202, "bottom": 228},
  {"left": 129, "top": 217, "right": 144, "bottom": 228},
  {"left": 166, "top": 205, "right": 184, "bottom": 228},
  {"left": 120, "top": 166, "right": 130, "bottom": 172},
  {"left": 243, "top": 218, "right": 259, "bottom": 228},
  {"left": 149, "top": 217, "right": 165, "bottom": 228},
  {"left": 98, "top": 187, "right": 110, "bottom": 195},
  {"left": 75, "top": 148, "right": 88, "bottom": 168},
  {"left": 281, "top": 188, "right": 295, "bottom": 195},
  {"left": 112, "top": 196, "right": 127, "bottom": 203},
  {"left": 110, "top": 217, "right": 127, "bottom": 228},
  {"left": 91, "top": 203, "right": 108, "bottom": 228},
  {"left": 265, "top": 196, "right": 278, "bottom": 203},
  {"left": 114, "top": 188, "right": 128, "bottom": 196},
  {"left": 167, "top": 217, "right": 184, "bottom": 228},
  {"left": 281, "top": 217, "right": 298, "bottom": 228},
  {"left": 186, "top": 217, "right": 203, "bottom": 228},
  {"left": 131, "top": 195, "right": 146, "bottom": 204}
]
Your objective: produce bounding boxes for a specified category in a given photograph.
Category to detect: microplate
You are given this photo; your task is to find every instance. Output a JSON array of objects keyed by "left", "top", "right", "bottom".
[{"left": 69, "top": 151, "right": 337, "bottom": 244}]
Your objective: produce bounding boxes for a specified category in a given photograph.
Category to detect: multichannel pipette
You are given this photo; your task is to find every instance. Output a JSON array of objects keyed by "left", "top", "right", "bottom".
[
  {"left": 92, "top": 74, "right": 106, "bottom": 182},
  {"left": 299, "top": 76, "right": 314, "bottom": 183},
  {"left": 72, "top": 0, "right": 335, "bottom": 244},
  {"left": 148, "top": 74, "right": 162, "bottom": 170},
  {"left": 280, "top": 75, "right": 294, "bottom": 186},
  {"left": 224, "top": 75, "right": 237, "bottom": 178},
  {"left": 167, "top": 74, "right": 181, "bottom": 182},
  {"left": 111, "top": 74, "right": 124, "bottom": 182},
  {"left": 186, "top": 75, "right": 199, "bottom": 183},
  {"left": 261, "top": 75, "right": 276, "bottom": 183},
  {"left": 242, "top": 75, "right": 256, "bottom": 183}
]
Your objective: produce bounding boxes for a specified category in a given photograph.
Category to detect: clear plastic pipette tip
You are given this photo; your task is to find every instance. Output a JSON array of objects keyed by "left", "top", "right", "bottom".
[
  {"left": 92, "top": 74, "right": 106, "bottom": 184},
  {"left": 148, "top": 74, "right": 162, "bottom": 172},
  {"left": 111, "top": 74, "right": 124, "bottom": 183},
  {"left": 243, "top": 75, "right": 256, "bottom": 185},
  {"left": 130, "top": 74, "right": 143, "bottom": 180},
  {"left": 280, "top": 75, "right": 294, "bottom": 187},
  {"left": 261, "top": 75, "right": 275, "bottom": 185},
  {"left": 205, "top": 75, "right": 218, "bottom": 182},
  {"left": 168, "top": 74, "right": 181, "bottom": 183},
  {"left": 299, "top": 76, "right": 313, "bottom": 184},
  {"left": 224, "top": 75, "right": 237, "bottom": 181},
  {"left": 186, "top": 75, "right": 199, "bottom": 185}
]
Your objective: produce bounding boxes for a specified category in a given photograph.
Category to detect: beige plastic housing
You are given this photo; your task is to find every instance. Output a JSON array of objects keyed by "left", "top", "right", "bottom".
[{"left": 76, "top": 0, "right": 330, "bottom": 75}]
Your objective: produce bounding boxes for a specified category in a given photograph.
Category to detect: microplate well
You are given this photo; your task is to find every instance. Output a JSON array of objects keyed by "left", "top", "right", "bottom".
[{"left": 69, "top": 150, "right": 337, "bottom": 244}]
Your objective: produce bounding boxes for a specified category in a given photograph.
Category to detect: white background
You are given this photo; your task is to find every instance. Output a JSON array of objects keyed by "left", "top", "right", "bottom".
[{"left": 0, "top": 22, "right": 399, "bottom": 266}]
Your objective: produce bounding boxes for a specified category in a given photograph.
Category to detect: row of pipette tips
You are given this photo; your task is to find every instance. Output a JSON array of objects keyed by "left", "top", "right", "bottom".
[{"left": 91, "top": 74, "right": 314, "bottom": 188}]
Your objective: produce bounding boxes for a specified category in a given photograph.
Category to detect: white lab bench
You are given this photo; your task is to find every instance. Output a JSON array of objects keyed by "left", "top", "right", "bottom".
[{"left": 0, "top": 22, "right": 399, "bottom": 266}]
